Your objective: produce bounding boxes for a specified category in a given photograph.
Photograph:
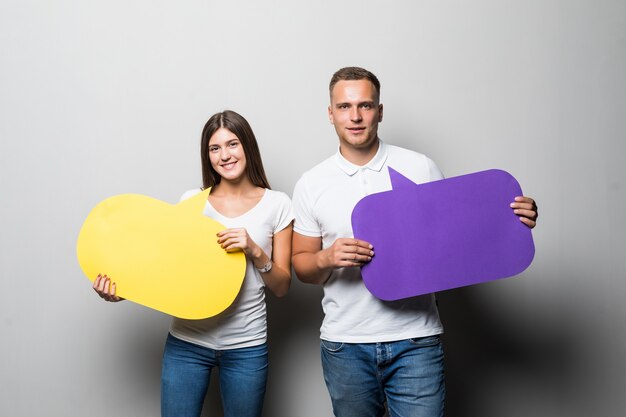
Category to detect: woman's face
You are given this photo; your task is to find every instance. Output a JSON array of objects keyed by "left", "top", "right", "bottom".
[{"left": 208, "top": 127, "right": 248, "bottom": 183}]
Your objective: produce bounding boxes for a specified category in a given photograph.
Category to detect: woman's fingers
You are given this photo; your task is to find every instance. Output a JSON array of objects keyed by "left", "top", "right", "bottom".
[{"left": 93, "top": 274, "right": 122, "bottom": 302}]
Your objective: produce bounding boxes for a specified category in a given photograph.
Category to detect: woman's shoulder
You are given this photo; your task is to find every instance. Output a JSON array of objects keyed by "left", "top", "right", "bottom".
[
  {"left": 264, "top": 188, "right": 292, "bottom": 204},
  {"left": 179, "top": 188, "right": 203, "bottom": 202},
  {"left": 262, "top": 189, "right": 294, "bottom": 229}
]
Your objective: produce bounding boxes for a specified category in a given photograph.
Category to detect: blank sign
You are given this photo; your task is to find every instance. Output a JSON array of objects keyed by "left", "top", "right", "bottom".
[{"left": 351, "top": 168, "right": 534, "bottom": 301}]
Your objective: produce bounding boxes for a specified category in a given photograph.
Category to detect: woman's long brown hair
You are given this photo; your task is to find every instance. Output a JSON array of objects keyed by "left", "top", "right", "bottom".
[{"left": 200, "top": 110, "right": 271, "bottom": 190}]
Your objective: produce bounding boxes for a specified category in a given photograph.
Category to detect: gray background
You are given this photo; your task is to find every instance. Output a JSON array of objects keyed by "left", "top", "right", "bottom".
[{"left": 1, "top": 0, "right": 624, "bottom": 416}]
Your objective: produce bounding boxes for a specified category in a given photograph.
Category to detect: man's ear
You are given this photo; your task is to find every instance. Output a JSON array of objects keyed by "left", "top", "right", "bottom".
[
  {"left": 378, "top": 103, "right": 384, "bottom": 122},
  {"left": 328, "top": 105, "right": 334, "bottom": 125}
]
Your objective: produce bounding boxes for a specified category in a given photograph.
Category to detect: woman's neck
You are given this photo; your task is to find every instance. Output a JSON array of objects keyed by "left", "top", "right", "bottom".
[
  {"left": 208, "top": 177, "right": 266, "bottom": 218},
  {"left": 211, "top": 177, "right": 262, "bottom": 198}
]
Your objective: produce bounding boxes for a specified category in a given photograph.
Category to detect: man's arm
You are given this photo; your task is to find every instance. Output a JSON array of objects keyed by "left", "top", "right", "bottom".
[{"left": 291, "top": 232, "right": 374, "bottom": 285}]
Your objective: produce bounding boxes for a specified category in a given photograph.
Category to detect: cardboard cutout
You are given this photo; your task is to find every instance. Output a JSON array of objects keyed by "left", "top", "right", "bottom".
[
  {"left": 77, "top": 189, "right": 246, "bottom": 319},
  {"left": 351, "top": 168, "right": 534, "bottom": 300}
]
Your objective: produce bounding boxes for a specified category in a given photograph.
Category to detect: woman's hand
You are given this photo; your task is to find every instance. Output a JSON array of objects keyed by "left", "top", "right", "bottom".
[
  {"left": 216, "top": 228, "right": 264, "bottom": 260},
  {"left": 93, "top": 274, "right": 124, "bottom": 302},
  {"left": 217, "top": 225, "right": 294, "bottom": 298}
]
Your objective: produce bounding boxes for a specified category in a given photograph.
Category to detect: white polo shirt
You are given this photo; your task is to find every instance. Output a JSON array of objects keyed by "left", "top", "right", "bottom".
[{"left": 292, "top": 140, "right": 445, "bottom": 343}]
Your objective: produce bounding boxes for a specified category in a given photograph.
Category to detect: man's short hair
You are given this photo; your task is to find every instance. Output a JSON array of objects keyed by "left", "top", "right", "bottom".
[{"left": 329, "top": 67, "right": 381, "bottom": 99}]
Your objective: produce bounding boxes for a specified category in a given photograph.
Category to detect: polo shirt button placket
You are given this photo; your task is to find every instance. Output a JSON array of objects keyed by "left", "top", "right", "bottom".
[{"left": 359, "top": 169, "right": 369, "bottom": 196}]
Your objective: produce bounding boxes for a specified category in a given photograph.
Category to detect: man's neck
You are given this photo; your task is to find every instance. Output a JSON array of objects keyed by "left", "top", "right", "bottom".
[{"left": 339, "top": 139, "right": 380, "bottom": 166}]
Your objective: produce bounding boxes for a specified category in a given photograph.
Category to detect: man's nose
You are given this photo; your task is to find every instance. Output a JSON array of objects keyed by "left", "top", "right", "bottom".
[{"left": 350, "top": 107, "right": 362, "bottom": 122}]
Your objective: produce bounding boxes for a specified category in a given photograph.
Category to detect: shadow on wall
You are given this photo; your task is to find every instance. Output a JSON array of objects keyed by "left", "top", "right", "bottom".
[
  {"left": 263, "top": 279, "right": 326, "bottom": 417},
  {"left": 111, "top": 277, "right": 584, "bottom": 417},
  {"left": 437, "top": 284, "right": 581, "bottom": 417},
  {"left": 198, "top": 277, "right": 325, "bottom": 417}
]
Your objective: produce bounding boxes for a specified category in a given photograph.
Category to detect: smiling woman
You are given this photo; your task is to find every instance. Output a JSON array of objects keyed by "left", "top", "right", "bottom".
[
  {"left": 201, "top": 110, "right": 271, "bottom": 190},
  {"left": 207, "top": 128, "right": 246, "bottom": 181},
  {"left": 92, "top": 110, "right": 294, "bottom": 417}
]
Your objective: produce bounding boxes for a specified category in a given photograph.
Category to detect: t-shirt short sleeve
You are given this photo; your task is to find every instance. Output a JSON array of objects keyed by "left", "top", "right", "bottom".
[
  {"left": 292, "top": 175, "right": 321, "bottom": 238},
  {"left": 272, "top": 191, "right": 295, "bottom": 234},
  {"left": 179, "top": 188, "right": 202, "bottom": 202}
]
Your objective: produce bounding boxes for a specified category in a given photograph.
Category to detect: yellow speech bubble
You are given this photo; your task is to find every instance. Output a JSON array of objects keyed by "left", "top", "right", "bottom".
[{"left": 76, "top": 189, "right": 246, "bottom": 319}]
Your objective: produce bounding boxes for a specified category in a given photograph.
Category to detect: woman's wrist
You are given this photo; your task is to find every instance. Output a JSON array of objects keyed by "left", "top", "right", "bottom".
[
  {"left": 255, "top": 259, "right": 273, "bottom": 273},
  {"left": 251, "top": 246, "right": 268, "bottom": 267}
]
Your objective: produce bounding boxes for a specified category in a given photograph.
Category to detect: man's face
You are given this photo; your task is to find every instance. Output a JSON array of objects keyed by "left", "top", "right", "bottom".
[{"left": 328, "top": 79, "right": 383, "bottom": 154}]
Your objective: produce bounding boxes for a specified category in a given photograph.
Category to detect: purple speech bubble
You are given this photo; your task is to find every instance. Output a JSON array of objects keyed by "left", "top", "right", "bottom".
[{"left": 351, "top": 168, "right": 535, "bottom": 301}]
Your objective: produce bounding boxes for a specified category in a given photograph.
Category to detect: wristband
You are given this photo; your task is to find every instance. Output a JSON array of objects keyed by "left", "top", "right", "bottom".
[{"left": 256, "top": 260, "right": 272, "bottom": 273}]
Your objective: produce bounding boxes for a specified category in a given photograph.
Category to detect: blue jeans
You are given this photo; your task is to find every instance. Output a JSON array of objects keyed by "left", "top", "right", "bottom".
[
  {"left": 161, "top": 333, "right": 268, "bottom": 417},
  {"left": 320, "top": 336, "right": 445, "bottom": 417}
]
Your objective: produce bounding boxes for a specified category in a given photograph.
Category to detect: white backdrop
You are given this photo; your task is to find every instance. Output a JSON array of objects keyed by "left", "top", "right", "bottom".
[{"left": 1, "top": 1, "right": 624, "bottom": 416}]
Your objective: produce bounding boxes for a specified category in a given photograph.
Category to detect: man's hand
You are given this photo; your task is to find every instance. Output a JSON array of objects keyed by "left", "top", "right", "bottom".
[
  {"left": 318, "top": 238, "right": 374, "bottom": 269},
  {"left": 511, "top": 196, "right": 538, "bottom": 228},
  {"left": 292, "top": 233, "right": 374, "bottom": 285}
]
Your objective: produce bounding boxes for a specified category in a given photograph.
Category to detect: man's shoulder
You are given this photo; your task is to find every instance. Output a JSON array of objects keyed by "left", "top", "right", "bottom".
[
  {"left": 292, "top": 153, "right": 344, "bottom": 203},
  {"left": 385, "top": 142, "right": 429, "bottom": 162},
  {"left": 382, "top": 141, "right": 443, "bottom": 182},
  {"left": 296, "top": 153, "right": 338, "bottom": 183}
]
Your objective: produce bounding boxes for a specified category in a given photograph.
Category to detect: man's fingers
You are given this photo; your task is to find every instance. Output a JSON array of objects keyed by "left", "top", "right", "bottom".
[
  {"left": 519, "top": 216, "right": 537, "bottom": 228},
  {"left": 513, "top": 196, "right": 535, "bottom": 205},
  {"left": 338, "top": 238, "right": 372, "bottom": 249},
  {"left": 511, "top": 196, "right": 538, "bottom": 215},
  {"left": 351, "top": 238, "right": 373, "bottom": 250},
  {"left": 340, "top": 249, "right": 372, "bottom": 264},
  {"left": 513, "top": 208, "right": 537, "bottom": 219}
]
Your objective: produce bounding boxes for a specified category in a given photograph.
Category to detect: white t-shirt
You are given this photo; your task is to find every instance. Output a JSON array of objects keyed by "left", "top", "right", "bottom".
[
  {"left": 169, "top": 188, "right": 294, "bottom": 350},
  {"left": 292, "top": 140, "right": 445, "bottom": 343}
]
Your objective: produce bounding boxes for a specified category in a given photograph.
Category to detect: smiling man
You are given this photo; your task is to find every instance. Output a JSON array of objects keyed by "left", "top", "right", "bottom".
[{"left": 291, "top": 66, "right": 538, "bottom": 417}]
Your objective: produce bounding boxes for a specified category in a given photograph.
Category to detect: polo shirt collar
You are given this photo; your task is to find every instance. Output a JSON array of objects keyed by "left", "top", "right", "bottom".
[{"left": 335, "top": 140, "right": 389, "bottom": 176}]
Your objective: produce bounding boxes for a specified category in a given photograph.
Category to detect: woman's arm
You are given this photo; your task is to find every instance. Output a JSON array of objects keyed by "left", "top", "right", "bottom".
[
  {"left": 258, "top": 224, "right": 293, "bottom": 297},
  {"left": 216, "top": 223, "right": 293, "bottom": 297}
]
